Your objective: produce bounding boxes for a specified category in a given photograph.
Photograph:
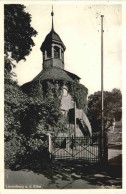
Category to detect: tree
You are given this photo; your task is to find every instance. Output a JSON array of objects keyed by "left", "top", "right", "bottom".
[
  {"left": 4, "top": 4, "right": 37, "bottom": 168},
  {"left": 4, "top": 4, "right": 37, "bottom": 72},
  {"left": 5, "top": 78, "right": 64, "bottom": 168},
  {"left": 4, "top": 76, "right": 28, "bottom": 167},
  {"left": 87, "top": 89, "right": 122, "bottom": 133}
]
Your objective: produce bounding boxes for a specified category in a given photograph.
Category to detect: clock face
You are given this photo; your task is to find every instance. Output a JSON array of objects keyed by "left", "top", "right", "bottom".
[{"left": 62, "top": 87, "right": 68, "bottom": 97}]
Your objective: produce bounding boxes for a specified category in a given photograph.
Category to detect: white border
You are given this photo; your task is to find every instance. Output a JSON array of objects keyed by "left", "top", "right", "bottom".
[{"left": 0, "top": 1, "right": 125, "bottom": 194}]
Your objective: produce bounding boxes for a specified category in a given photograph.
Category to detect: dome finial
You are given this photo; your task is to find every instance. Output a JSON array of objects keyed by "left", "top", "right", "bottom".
[{"left": 51, "top": 5, "right": 54, "bottom": 31}]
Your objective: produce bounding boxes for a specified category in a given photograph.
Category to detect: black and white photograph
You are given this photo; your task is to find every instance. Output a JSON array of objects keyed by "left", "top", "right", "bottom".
[{"left": 3, "top": 1, "right": 123, "bottom": 191}]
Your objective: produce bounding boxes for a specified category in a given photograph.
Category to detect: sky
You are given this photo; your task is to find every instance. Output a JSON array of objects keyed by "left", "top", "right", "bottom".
[{"left": 13, "top": 3, "right": 122, "bottom": 95}]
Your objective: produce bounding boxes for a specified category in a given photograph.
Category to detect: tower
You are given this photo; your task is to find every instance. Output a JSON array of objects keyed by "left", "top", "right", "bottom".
[
  {"left": 40, "top": 7, "right": 66, "bottom": 70},
  {"left": 21, "top": 7, "right": 91, "bottom": 137}
]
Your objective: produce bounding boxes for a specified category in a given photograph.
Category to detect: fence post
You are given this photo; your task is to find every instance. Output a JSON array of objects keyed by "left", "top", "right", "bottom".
[
  {"left": 72, "top": 135, "right": 74, "bottom": 157},
  {"left": 48, "top": 133, "right": 52, "bottom": 160},
  {"left": 103, "top": 130, "right": 108, "bottom": 165}
]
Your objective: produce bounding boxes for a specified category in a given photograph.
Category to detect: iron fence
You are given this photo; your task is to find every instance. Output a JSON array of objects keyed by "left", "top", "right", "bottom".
[{"left": 51, "top": 135, "right": 101, "bottom": 163}]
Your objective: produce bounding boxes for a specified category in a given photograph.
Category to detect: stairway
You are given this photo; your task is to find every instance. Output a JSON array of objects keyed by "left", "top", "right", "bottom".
[
  {"left": 75, "top": 109, "right": 92, "bottom": 136},
  {"left": 68, "top": 108, "right": 92, "bottom": 136},
  {"left": 77, "top": 119, "right": 90, "bottom": 136}
]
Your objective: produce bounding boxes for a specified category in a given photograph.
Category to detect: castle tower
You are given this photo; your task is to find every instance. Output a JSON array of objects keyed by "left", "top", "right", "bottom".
[
  {"left": 40, "top": 7, "right": 66, "bottom": 70},
  {"left": 21, "top": 7, "right": 91, "bottom": 137}
]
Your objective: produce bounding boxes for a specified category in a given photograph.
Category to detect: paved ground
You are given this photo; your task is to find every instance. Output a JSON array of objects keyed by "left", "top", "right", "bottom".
[
  {"left": 5, "top": 146, "right": 122, "bottom": 189},
  {"left": 5, "top": 165, "right": 122, "bottom": 189},
  {"left": 108, "top": 148, "right": 122, "bottom": 165}
]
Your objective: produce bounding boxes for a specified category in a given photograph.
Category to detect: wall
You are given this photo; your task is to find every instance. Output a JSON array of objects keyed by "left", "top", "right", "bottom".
[{"left": 43, "top": 58, "right": 64, "bottom": 69}]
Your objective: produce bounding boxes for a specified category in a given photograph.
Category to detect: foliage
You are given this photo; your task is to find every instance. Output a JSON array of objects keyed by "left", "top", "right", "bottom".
[
  {"left": 69, "top": 82, "right": 88, "bottom": 112},
  {"left": 19, "top": 82, "right": 66, "bottom": 166},
  {"left": 20, "top": 82, "right": 66, "bottom": 136},
  {"left": 4, "top": 4, "right": 37, "bottom": 71},
  {"left": 5, "top": 76, "right": 65, "bottom": 168},
  {"left": 4, "top": 72, "right": 28, "bottom": 167},
  {"left": 4, "top": 4, "right": 39, "bottom": 168},
  {"left": 87, "top": 89, "right": 122, "bottom": 133},
  {"left": 21, "top": 81, "right": 43, "bottom": 99}
]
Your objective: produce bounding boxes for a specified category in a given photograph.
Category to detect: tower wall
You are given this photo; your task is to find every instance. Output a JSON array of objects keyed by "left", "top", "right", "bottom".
[{"left": 43, "top": 58, "right": 64, "bottom": 69}]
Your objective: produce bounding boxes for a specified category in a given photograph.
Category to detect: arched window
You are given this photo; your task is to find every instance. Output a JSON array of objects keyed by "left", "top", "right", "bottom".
[{"left": 54, "top": 46, "right": 60, "bottom": 58}]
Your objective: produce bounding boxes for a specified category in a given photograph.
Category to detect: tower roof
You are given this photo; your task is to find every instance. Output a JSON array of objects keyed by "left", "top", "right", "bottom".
[
  {"left": 41, "top": 29, "right": 66, "bottom": 51},
  {"left": 32, "top": 67, "right": 74, "bottom": 83},
  {"left": 41, "top": 7, "right": 66, "bottom": 51}
]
